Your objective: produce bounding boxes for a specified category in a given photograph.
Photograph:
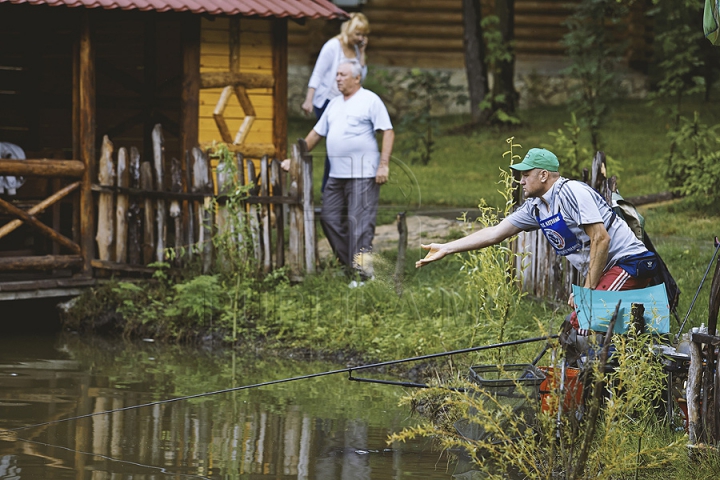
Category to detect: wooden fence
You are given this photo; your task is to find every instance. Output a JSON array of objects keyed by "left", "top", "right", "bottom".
[{"left": 93, "top": 124, "right": 315, "bottom": 280}]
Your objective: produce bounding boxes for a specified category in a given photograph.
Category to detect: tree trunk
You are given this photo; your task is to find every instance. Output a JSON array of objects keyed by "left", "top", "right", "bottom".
[
  {"left": 461, "top": 0, "right": 489, "bottom": 124},
  {"left": 494, "top": 0, "right": 519, "bottom": 113}
]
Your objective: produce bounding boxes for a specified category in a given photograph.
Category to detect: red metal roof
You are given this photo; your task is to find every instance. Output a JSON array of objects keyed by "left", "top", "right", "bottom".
[{"left": 0, "top": 0, "right": 347, "bottom": 18}]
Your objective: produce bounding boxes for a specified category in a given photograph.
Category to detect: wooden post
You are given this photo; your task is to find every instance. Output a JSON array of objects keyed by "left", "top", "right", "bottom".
[
  {"left": 180, "top": 14, "right": 200, "bottom": 162},
  {"left": 288, "top": 144, "right": 304, "bottom": 281},
  {"left": 299, "top": 139, "right": 315, "bottom": 274},
  {"left": 185, "top": 149, "right": 194, "bottom": 260},
  {"left": 395, "top": 212, "right": 408, "bottom": 295},
  {"left": 152, "top": 124, "right": 166, "bottom": 262},
  {"left": 687, "top": 340, "right": 703, "bottom": 445},
  {"left": 96, "top": 136, "right": 114, "bottom": 262},
  {"left": 260, "top": 155, "right": 272, "bottom": 273},
  {"left": 170, "top": 157, "right": 183, "bottom": 265},
  {"left": 271, "top": 159, "right": 284, "bottom": 268},
  {"left": 128, "top": 147, "right": 142, "bottom": 265},
  {"left": 215, "top": 156, "right": 232, "bottom": 244},
  {"left": 246, "top": 160, "right": 262, "bottom": 265},
  {"left": 115, "top": 147, "right": 129, "bottom": 264},
  {"left": 192, "top": 147, "right": 212, "bottom": 273},
  {"left": 272, "top": 18, "right": 288, "bottom": 161},
  {"left": 77, "top": 9, "right": 96, "bottom": 275},
  {"left": 140, "top": 162, "right": 155, "bottom": 265}
]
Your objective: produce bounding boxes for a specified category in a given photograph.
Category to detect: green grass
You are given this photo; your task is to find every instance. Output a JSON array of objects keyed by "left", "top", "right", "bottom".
[
  {"left": 288, "top": 91, "right": 720, "bottom": 341},
  {"left": 290, "top": 94, "right": 720, "bottom": 211}
]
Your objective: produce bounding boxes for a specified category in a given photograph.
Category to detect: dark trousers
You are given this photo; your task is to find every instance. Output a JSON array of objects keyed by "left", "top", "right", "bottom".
[{"left": 320, "top": 177, "right": 379, "bottom": 268}]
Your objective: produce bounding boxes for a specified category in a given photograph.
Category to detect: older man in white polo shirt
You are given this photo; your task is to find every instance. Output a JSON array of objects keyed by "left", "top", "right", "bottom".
[{"left": 297, "top": 61, "right": 394, "bottom": 281}]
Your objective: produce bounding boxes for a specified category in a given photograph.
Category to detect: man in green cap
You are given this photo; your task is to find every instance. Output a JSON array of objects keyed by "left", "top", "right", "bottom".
[{"left": 416, "top": 148, "right": 658, "bottom": 333}]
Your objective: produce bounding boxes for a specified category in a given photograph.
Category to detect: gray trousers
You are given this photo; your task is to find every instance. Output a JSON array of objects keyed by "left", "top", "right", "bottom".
[{"left": 320, "top": 177, "right": 379, "bottom": 268}]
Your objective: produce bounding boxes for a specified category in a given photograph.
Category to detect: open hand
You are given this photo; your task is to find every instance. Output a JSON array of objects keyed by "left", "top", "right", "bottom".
[{"left": 416, "top": 243, "right": 447, "bottom": 268}]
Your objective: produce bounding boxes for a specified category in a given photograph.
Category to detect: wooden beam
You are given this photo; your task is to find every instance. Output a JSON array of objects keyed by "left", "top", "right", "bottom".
[
  {"left": 0, "top": 181, "right": 81, "bottom": 240},
  {"left": 272, "top": 18, "right": 288, "bottom": 161},
  {"left": 199, "top": 142, "right": 275, "bottom": 158},
  {"left": 0, "top": 160, "right": 85, "bottom": 177},
  {"left": 180, "top": 14, "right": 201, "bottom": 166},
  {"left": 0, "top": 255, "right": 83, "bottom": 272},
  {"left": 0, "top": 197, "right": 81, "bottom": 254},
  {"left": 200, "top": 72, "right": 274, "bottom": 89},
  {"left": 78, "top": 9, "right": 96, "bottom": 275}
]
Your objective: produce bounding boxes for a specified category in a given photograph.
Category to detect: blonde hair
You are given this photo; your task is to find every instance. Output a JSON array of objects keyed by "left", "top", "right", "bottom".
[{"left": 338, "top": 12, "right": 370, "bottom": 47}]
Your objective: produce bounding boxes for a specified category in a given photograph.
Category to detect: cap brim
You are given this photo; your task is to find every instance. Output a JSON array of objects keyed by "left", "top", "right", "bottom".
[{"left": 509, "top": 162, "right": 534, "bottom": 171}]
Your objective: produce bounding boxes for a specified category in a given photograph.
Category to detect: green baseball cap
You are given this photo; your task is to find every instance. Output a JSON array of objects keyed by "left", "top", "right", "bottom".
[{"left": 510, "top": 148, "right": 559, "bottom": 172}]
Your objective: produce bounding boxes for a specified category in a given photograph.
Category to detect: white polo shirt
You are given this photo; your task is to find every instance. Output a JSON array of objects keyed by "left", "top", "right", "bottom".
[
  {"left": 313, "top": 88, "right": 393, "bottom": 179},
  {"left": 507, "top": 178, "right": 647, "bottom": 276}
]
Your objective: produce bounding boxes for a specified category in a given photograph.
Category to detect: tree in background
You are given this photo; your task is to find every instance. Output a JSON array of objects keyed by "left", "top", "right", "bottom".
[
  {"left": 461, "top": 0, "right": 490, "bottom": 125},
  {"left": 562, "top": 0, "right": 630, "bottom": 153},
  {"left": 461, "top": 0, "right": 519, "bottom": 126}
]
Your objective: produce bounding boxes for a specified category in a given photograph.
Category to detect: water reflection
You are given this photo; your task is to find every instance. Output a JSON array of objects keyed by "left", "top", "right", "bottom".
[{"left": 0, "top": 334, "right": 454, "bottom": 479}]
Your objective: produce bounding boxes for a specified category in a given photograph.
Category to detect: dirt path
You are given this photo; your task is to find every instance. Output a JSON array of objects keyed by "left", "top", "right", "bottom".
[{"left": 316, "top": 215, "right": 467, "bottom": 260}]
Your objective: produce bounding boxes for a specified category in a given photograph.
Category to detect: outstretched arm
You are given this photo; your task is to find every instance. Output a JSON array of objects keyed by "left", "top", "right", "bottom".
[{"left": 416, "top": 217, "right": 522, "bottom": 268}]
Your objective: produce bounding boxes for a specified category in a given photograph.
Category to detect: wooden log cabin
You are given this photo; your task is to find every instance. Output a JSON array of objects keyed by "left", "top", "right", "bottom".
[
  {"left": 288, "top": 0, "right": 653, "bottom": 112},
  {"left": 0, "top": 0, "right": 346, "bottom": 301}
]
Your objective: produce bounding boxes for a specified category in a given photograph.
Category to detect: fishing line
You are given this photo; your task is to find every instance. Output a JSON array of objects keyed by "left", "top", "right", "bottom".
[
  {"left": 13, "top": 435, "right": 212, "bottom": 480},
  {"left": 3, "top": 335, "right": 556, "bottom": 434}
]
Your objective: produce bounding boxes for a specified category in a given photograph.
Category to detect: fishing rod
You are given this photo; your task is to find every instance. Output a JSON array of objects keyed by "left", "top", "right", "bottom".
[
  {"left": 676, "top": 236, "right": 720, "bottom": 342},
  {"left": 3, "top": 334, "right": 557, "bottom": 434}
]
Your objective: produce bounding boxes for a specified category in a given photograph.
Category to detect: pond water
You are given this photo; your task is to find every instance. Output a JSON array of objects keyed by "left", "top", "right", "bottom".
[{"left": 0, "top": 328, "right": 461, "bottom": 479}]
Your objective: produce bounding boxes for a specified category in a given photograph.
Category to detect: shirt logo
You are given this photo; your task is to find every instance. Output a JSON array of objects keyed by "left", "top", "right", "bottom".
[{"left": 545, "top": 229, "right": 566, "bottom": 250}]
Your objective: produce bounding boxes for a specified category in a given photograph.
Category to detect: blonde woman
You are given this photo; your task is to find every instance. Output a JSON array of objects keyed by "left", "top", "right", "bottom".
[{"left": 301, "top": 13, "right": 370, "bottom": 191}]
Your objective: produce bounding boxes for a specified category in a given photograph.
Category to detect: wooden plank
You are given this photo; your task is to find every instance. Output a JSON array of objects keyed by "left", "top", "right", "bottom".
[
  {"left": 140, "top": 161, "right": 155, "bottom": 265},
  {"left": 260, "top": 155, "right": 271, "bottom": 273},
  {"left": 152, "top": 124, "right": 167, "bottom": 263},
  {"left": 213, "top": 86, "right": 234, "bottom": 143},
  {"left": 180, "top": 14, "right": 201, "bottom": 166},
  {"left": 0, "top": 159, "right": 84, "bottom": 177},
  {"left": 0, "top": 255, "right": 83, "bottom": 272},
  {"left": 185, "top": 149, "right": 194, "bottom": 260},
  {"left": 271, "top": 158, "right": 284, "bottom": 268},
  {"left": 197, "top": 142, "right": 275, "bottom": 159},
  {"left": 91, "top": 259, "right": 156, "bottom": 274},
  {"left": 0, "top": 181, "right": 80, "bottom": 240},
  {"left": 191, "top": 147, "right": 213, "bottom": 273},
  {"left": 233, "top": 116, "right": 255, "bottom": 145},
  {"left": 128, "top": 147, "right": 142, "bottom": 265},
  {"left": 246, "top": 160, "right": 261, "bottom": 263},
  {"left": 200, "top": 72, "right": 275, "bottom": 89},
  {"left": 0, "top": 197, "right": 81, "bottom": 254},
  {"left": 115, "top": 146, "right": 129, "bottom": 264},
  {"left": 170, "top": 157, "right": 183, "bottom": 265},
  {"left": 78, "top": 9, "right": 96, "bottom": 275},
  {"left": 287, "top": 143, "right": 303, "bottom": 281},
  {"left": 272, "top": 18, "right": 288, "bottom": 162},
  {"left": 688, "top": 340, "right": 703, "bottom": 445},
  {"left": 300, "top": 139, "right": 315, "bottom": 275}
]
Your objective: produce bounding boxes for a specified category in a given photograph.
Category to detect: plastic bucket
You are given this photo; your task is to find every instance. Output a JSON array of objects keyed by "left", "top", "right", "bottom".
[{"left": 538, "top": 366, "right": 583, "bottom": 413}]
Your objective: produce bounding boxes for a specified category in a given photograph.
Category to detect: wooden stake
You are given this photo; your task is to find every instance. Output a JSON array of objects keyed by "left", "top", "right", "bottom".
[
  {"left": 128, "top": 147, "right": 142, "bottom": 265},
  {"left": 152, "top": 124, "right": 166, "bottom": 263},
  {"left": 96, "top": 135, "right": 115, "bottom": 262},
  {"left": 140, "top": 162, "right": 155, "bottom": 265},
  {"left": 115, "top": 147, "right": 129, "bottom": 263}
]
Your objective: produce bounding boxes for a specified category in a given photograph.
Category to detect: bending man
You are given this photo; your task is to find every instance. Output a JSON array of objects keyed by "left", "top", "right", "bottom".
[{"left": 416, "top": 148, "right": 658, "bottom": 331}]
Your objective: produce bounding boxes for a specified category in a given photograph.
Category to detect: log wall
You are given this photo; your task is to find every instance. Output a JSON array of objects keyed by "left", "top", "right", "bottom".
[{"left": 288, "top": 0, "right": 652, "bottom": 70}]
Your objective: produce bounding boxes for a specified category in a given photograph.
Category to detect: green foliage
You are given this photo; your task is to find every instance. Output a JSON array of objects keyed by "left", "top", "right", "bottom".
[
  {"left": 648, "top": 0, "right": 707, "bottom": 118},
  {"left": 543, "top": 113, "right": 591, "bottom": 180},
  {"left": 391, "top": 331, "right": 683, "bottom": 479},
  {"left": 662, "top": 111, "right": 720, "bottom": 209},
  {"left": 366, "top": 67, "right": 467, "bottom": 165},
  {"left": 561, "top": 0, "right": 631, "bottom": 152},
  {"left": 459, "top": 138, "right": 529, "bottom": 351}
]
